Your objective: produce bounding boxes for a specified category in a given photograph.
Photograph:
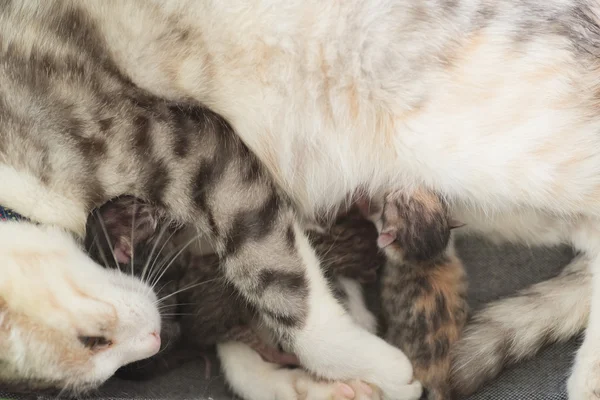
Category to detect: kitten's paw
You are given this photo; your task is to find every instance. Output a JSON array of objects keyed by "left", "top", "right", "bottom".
[{"left": 568, "top": 353, "right": 600, "bottom": 400}]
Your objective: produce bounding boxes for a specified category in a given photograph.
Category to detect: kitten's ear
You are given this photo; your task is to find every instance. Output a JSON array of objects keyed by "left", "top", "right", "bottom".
[
  {"left": 377, "top": 230, "right": 397, "bottom": 248},
  {"left": 113, "top": 238, "right": 132, "bottom": 264},
  {"left": 449, "top": 219, "right": 466, "bottom": 230}
]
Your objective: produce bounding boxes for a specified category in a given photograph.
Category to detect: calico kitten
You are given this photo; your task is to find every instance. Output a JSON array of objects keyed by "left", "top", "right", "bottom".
[
  {"left": 0, "top": 3, "right": 419, "bottom": 397},
  {"left": 361, "top": 189, "right": 467, "bottom": 400}
]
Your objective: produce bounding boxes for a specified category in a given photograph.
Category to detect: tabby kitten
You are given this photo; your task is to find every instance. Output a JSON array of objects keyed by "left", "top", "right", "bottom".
[
  {"left": 0, "top": 3, "right": 415, "bottom": 395},
  {"left": 375, "top": 191, "right": 467, "bottom": 400}
]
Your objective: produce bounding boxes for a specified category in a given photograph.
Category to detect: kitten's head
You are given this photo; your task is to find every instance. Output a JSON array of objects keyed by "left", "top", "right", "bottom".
[
  {"left": 0, "top": 222, "right": 161, "bottom": 393},
  {"left": 375, "top": 189, "right": 463, "bottom": 263}
]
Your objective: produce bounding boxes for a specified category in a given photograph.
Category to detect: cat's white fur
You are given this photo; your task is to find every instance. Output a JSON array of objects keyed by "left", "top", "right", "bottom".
[
  {"left": 0, "top": 221, "right": 161, "bottom": 392},
  {"left": 77, "top": 1, "right": 600, "bottom": 398},
  {"left": 218, "top": 275, "right": 381, "bottom": 400}
]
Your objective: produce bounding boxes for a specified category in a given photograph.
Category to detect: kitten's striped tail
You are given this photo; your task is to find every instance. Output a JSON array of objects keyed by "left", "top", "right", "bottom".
[{"left": 450, "top": 255, "right": 590, "bottom": 397}]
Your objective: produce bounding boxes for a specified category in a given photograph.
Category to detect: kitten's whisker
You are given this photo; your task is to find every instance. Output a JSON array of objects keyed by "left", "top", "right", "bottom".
[
  {"left": 95, "top": 210, "right": 121, "bottom": 273},
  {"left": 155, "top": 278, "right": 219, "bottom": 305},
  {"left": 150, "top": 234, "right": 201, "bottom": 290}
]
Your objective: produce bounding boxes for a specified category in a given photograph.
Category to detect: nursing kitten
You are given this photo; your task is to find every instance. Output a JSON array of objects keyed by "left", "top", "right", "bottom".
[
  {"left": 86, "top": 197, "right": 381, "bottom": 399},
  {"left": 357, "top": 189, "right": 467, "bottom": 400},
  {"left": 0, "top": 3, "right": 420, "bottom": 397},
  {"left": 376, "top": 191, "right": 467, "bottom": 400}
]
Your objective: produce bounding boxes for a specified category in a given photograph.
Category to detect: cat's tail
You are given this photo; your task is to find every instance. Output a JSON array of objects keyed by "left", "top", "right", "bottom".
[{"left": 450, "top": 255, "right": 590, "bottom": 397}]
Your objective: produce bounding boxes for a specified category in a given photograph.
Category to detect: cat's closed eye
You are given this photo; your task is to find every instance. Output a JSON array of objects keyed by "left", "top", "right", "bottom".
[{"left": 78, "top": 336, "right": 112, "bottom": 351}]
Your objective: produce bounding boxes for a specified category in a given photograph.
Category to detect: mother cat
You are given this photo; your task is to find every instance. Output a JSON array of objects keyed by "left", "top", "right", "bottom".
[
  {"left": 64, "top": 1, "right": 600, "bottom": 399},
  {"left": 3, "top": 0, "right": 600, "bottom": 398}
]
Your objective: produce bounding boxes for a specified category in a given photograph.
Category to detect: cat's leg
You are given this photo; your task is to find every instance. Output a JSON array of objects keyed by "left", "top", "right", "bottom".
[
  {"left": 217, "top": 341, "right": 380, "bottom": 400},
  {"left": 218, "top": 221, "right": 421, "bottom": 400},
  {"left": 567, "top": 224, "right": 600, "bottom": 400}
]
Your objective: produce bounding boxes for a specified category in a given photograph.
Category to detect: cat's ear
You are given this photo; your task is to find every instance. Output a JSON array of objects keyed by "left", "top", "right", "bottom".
[
  {"left": 113, "top": 238, "right": 132, "bottom": 264},
  {"left": 449, "top": 219, "right": 465, "bottom": 230},
  {"left": 377, "top": 230, "right": 397, "bottom": 248}
]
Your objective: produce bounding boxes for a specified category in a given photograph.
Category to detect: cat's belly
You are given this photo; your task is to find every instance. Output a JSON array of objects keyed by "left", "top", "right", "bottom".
[{"left": 450, "top": 203, "right": 574, "bottom": 247}]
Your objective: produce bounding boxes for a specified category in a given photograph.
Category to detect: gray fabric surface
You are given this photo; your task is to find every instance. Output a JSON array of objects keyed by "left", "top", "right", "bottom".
[{"left": 0, "top": 236, "right": 579, "bottom": 399}]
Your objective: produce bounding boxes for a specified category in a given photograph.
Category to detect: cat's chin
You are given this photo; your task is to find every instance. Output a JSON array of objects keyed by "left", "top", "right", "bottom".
[{"left": 0, "top": 222, "right": 161, "bottom": 392}]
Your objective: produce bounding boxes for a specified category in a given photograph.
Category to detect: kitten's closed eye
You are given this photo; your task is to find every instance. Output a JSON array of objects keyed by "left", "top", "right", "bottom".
[{"left": 78, "top": 336, "right": 112, "bottom": 351}]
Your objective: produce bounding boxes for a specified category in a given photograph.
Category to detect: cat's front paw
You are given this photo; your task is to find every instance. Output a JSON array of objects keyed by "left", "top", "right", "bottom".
[{"left": 361, "top": 345, "right": 422, "bottom": 400}]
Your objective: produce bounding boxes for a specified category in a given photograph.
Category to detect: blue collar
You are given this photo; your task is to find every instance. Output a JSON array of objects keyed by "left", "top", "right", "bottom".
[{"left": 0, "top": 205, "right": 25, "bottom": 222}]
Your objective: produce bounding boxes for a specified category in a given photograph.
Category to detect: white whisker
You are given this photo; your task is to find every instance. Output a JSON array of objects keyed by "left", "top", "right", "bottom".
[
  {"left": 94, "top": 210, "right": 121, "bottom": 273},
  {"left": 143, "top": 225, "right": 178, "bottom": 286},
  {"left": 150, "top": 234, "right": 201, "bottom": 290},
  {"left": 158, "top": 302, "right": 197, "bottom": 310},
  {"left": 155, "top": 278, "right": 219, "bottom": 305}
]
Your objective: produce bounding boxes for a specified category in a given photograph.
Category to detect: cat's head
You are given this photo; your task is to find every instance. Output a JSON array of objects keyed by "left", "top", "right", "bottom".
[{"left": 0, "top": 222, "right": 161, "bottom": 393}]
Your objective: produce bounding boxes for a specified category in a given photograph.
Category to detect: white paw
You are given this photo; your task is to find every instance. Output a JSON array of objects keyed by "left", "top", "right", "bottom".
[
  {"left": 568, "top": 352, "right": 600, "bottom": 400},
  {"left": 363, "top": 345, "right": 422, "bottom": 400}
]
